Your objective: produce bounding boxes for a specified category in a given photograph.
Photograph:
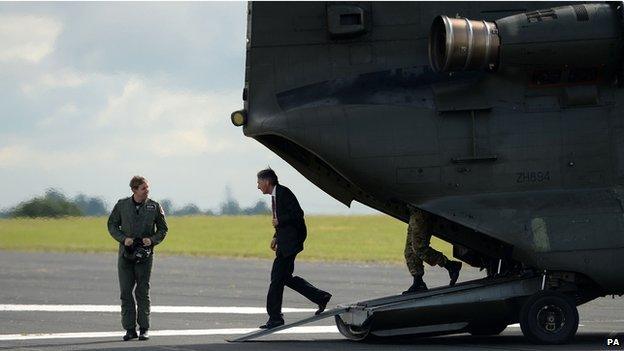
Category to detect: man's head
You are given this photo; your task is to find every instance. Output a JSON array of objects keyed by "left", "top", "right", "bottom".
[
  {"left": 257, "top": 168, "right": 278, "bottom": 195},
  {"left": 130, "top": 175, "right": 149, "bottom": 202}
]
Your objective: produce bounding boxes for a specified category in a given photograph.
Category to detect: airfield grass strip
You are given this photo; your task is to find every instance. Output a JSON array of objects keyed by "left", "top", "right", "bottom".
[{"left": 0, "top": 216, "right": 452, "bottom": 264}]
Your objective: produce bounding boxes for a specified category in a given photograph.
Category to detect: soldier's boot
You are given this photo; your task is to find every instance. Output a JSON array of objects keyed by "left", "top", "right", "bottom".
[
  {"left": 123, "top": 329, "right": 138, "bottom": 341},
  {"left": 444, "top": 260, "right": 462, "bottom": 286},
  {"left": 402, "top": 275, "right": 428, "bottom": 294},
  {"left": 138, "top": 328, "right": 149, "bottom": 341}
]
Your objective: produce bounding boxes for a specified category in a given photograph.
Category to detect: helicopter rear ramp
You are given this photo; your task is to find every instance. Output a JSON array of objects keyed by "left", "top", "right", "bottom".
[
  {"left": 228, "top": 275, "right": 543, "bottom": 342},
  {"left": 226, "top": 307, "right": 348, "bottom": 342},
  {"left": 336, "top": 275, "right": 543, "bottom": 340}
]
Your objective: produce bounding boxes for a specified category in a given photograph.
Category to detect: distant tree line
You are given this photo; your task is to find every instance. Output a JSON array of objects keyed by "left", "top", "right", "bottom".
[
  {"left": 160, "top": 186, "right": 270, "bottom": 216},
  {"left": 0, "top": 189, "right": 107, "bottom": 218},
  {"left": 0, "top": 187, "right": 270, "bottom": 218}
]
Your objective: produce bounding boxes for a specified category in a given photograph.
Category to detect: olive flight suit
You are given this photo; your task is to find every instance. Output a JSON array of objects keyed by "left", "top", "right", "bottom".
[{"left": 107, "top": 197, "right": 167, "bottom": 331}]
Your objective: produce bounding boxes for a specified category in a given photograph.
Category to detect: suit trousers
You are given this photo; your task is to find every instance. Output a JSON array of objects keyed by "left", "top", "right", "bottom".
[{"left": 266, "top": 252, "right": 328, "bottom": 321}]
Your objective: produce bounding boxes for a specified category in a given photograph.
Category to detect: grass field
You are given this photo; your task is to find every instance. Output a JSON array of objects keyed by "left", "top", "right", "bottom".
[{"left": 0, "top": 215, "right": 452, "bottom": 263}]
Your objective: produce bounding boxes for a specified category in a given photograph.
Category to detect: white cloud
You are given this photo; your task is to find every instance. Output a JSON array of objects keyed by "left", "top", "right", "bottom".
[
  {"left": 0, "top": 145, "right": 25, "bottom": 167},
  {"left": 94, "top": 77, "right": 243, "bottom": 157},
  {"left": 96, "top": 78, "right": 219, "bottom": 127},
  {"left": 5, "top": 72, "right": 246, "bottom": 170},
  {"left": 0, "top": 4, "right": 376, "bottom": 214},
  {"left": 36, "top": 103, "right": 80, "bottom": 128},
  {"left": 150, "top": 129, "right": 225, "bottom": 157},
  {"left": 21, "top": 69, "right": 88, "bottom": 94},
  {"left": 0, "top": 14, "right": 62, "bottom": 63},
  {"left": 0, "top": 143, "right": 96, "bottom": 169}
]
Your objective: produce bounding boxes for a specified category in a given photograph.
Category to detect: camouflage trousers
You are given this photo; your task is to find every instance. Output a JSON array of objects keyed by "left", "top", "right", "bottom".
[{"left": 404, "top": 209, "right": 448, "bottom": 277}]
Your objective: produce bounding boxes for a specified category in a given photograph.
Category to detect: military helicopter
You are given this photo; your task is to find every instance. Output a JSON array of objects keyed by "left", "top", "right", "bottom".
[{"left": 230, "top": 1, "right": 624, "bottom": 345}]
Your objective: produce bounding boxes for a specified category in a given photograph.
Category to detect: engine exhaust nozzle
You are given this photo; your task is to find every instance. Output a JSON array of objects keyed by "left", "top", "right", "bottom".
[{"left": 429, "top": 15, "right": 500, "bottom": 73}]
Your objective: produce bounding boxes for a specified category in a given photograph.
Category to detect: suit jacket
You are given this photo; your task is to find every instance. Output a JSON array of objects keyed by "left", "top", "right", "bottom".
[{"left": 274, "top": 184, "right": 307, "bottom": 257}]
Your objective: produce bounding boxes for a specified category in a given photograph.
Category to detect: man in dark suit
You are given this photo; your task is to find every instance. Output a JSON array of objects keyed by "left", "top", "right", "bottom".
[{"left": 257, "top": 168, "right": 332, "bottom": 329}]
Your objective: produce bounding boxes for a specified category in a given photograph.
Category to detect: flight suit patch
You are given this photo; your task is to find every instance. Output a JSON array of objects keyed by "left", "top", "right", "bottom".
[{"left": 146, "top": 204, "right": 156, "bottom": 211}]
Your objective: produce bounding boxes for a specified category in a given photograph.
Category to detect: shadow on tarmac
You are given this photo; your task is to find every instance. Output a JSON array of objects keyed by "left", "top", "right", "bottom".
[
  {"left": 0, "top": 339, "right": 118, "bottom": 350},
  {"left": 2, "top": 333, "right": 615, "bottom": 351}
]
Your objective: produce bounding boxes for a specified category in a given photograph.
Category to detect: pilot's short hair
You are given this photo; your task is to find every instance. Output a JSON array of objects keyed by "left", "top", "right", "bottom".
[
  {"left": 129, "top": 175, "right": 148, "bottom": 190},
  {"left": 257, "top": 168, "right": 278, "bottom": 185}
]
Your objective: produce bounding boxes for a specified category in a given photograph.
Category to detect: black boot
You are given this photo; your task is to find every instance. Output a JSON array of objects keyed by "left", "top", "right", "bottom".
[
  {"left": 444, "top": 260, "right": 462, "bottom": 286},
  {"left": 138, "top": 328, "right": 149, "bottom": 340},
  {"left": 122, "top": 329, "right": 138, "bottom": 341},
  {"left": 402, "top": 275, "right": 428, "bottom": 294}
]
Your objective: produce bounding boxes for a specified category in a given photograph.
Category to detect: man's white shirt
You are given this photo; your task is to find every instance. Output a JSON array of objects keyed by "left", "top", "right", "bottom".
[{"left": 271, "top": 185, "right": 277, "bottom": 219}]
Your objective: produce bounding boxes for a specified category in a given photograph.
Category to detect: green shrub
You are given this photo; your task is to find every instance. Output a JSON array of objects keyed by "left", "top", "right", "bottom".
[{"left": 11, "top": 189, "right": 82, "bottom": 218}]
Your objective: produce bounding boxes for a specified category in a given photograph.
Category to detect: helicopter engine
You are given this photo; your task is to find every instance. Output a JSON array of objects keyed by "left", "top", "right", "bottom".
[{"left": 429, "top": 3, "right": 622, "bottom": 73}]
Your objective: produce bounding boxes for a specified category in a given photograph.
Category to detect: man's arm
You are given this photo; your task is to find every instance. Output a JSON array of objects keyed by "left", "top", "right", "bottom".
[
  {"left": 150, "top": 203, "right": 168, "bottom": 245},
  {"left": 107, "top": 202, "right": 126, "bottom": 244}
]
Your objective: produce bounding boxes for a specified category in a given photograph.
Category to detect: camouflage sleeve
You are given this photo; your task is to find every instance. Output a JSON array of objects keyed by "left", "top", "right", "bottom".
[
  {"left": 107, "top": 202, "right": 126, "bottom": 244},
  {"left": 150, "top": 203, "right": 168, "bottom": 245}
]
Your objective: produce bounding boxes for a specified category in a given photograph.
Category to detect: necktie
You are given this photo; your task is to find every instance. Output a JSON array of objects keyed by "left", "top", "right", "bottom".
[{"left": 271, "top": 196, "right": 276, "bottom": 219}]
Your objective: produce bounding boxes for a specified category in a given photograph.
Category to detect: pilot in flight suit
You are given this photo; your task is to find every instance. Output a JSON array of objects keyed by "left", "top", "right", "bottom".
[{"left": 108, "top": 176, "right": 168, "bottom": 341}]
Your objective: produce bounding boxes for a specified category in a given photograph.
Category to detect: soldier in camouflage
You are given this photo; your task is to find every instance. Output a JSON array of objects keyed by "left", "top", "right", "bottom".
[
  {"left": 403, "top": 208, "right": 462, "bottom": 294},
  {"left": 107, "top": 176, "right": 168, "bottom": 341}
]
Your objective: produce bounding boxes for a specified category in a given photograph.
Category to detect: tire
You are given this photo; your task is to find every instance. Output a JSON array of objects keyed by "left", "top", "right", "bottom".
[
  {"left": 335, "top": 315, "right": 370, "bottom": 341},
  {"left": 519, "top": 291, "right": 579, "bottom": 344},
  {"left": 468, "top": 323, "right": 508, "bottom": 336}
]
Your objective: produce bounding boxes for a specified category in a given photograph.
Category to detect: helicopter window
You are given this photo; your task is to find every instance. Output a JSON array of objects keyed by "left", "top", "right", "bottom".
[
  {"left": 340, "top": 14, "right": 362, "bottom": 26},
  {"left": 327, "top": 5, "right": 366, "bottom": 37}
]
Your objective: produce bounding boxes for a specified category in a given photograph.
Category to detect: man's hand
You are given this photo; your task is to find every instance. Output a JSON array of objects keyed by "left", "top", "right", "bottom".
[
  {"left": 142, "top": 238, "right": 152, "bottom": 246},
  {"left": 124, "top": 238, "right": 134, "bottom": 246},
  {"left": 272, "top": 218, "right": 279, "bottom": 227},
  {"left": 270, "top": 237, "right": 277, "bottom": 251}
]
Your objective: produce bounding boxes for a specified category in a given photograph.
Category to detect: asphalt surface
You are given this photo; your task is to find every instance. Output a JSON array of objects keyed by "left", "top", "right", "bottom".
[{"left": 0, "top": 250, "right": 622, "bottom": 350}]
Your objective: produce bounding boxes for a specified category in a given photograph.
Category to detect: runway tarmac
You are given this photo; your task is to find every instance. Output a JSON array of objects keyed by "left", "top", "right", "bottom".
[{"left": 0, "top": 250, "right": 622, "bottom": 350}]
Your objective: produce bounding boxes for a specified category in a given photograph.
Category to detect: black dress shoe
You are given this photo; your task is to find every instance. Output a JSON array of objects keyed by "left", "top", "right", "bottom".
[
  {"left": 138, "top": 328, "right": 149, "bottom": 340},
  {"left": 315, "top": 293, "right": 332, "bottom": 315},
  {"left": 259, "top": 319, "right": 284, "bottom": 329},
  {"left": 122, "top": 329, "right": 138, "bottom": 341}
]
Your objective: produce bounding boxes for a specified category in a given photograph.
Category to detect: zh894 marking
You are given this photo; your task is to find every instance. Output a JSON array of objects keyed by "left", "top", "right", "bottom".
[{"left": 516, "top": 171, "right": 550, "bottom": 183}]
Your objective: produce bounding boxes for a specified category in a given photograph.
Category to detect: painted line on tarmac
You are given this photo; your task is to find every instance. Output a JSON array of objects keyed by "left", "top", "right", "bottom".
[
  {"left": 506, "top": 323, "right": 584, "bottom": 328},
  {"left": 0, "top": 304, "right": 315, "bottom": 314},
  {"left": 0, "top": 326, "right": 339, "bottom": 341}
]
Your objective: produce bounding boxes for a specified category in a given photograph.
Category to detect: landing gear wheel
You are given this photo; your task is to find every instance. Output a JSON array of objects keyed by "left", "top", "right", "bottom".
[
  {"left": 468, "top": 323, "right": 507, "bottom": 336},
  {"left": 519, "top": 291, "right": 579, "bottom": 344},
  {"left": 335, "top": 315, "right": 370, "bottom": 341}
]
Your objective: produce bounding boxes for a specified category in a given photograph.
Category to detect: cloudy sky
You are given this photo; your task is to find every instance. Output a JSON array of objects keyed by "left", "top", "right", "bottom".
[{"left": 0, "top": 2, "right": 375, "bottom": 215}]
